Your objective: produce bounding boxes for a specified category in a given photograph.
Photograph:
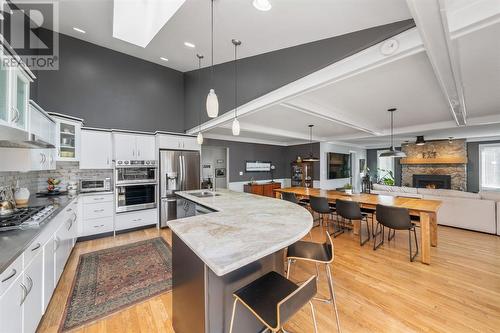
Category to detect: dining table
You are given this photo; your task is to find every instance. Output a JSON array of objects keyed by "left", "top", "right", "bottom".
[{"left": 274, "top": 187, "right": 442, "bottom": 265}]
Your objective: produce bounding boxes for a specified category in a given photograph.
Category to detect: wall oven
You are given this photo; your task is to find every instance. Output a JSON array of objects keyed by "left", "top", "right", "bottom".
[
  {"left": 115, "top": 160, "right": 157, "bottom": 185},
  {"left": 116, "top": 183, "right": 157, "bottom": 213}
]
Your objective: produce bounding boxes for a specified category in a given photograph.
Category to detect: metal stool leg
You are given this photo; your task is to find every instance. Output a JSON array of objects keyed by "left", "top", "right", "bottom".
[
  {"left": 326, "top": 264, "right": 341, "bottom": 333},
  {"left": 309, "top": 301, "right": 319, "bottom": 333},
  {"left": 229, "top": 298, "right": 238, "bottom": 333}
]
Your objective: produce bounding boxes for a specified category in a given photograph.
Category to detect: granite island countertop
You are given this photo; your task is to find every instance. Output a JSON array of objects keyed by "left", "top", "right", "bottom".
[{"left": 168, "top": 189, "right": 313, "bottom": 276}]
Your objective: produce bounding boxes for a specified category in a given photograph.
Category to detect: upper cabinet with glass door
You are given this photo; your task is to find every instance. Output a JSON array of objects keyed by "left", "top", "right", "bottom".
[
  {"left": 0, "top": 45, "right": 33, "bottom": 131},
  {"left": 49, "top": 113, "right": 84, "bottom": 162}
]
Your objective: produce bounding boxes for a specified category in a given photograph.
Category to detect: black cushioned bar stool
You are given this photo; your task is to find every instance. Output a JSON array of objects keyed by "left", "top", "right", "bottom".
[
  {"left": 335, "top": 199, "right": 371, "bottom": 245},
  {"left": 286, "top": 231, "right": 341, "bottom": 332},
  {"left": 229, "top": 271, "right": 318, "bottom": 333},
  {"left": 374, "top": 204, "right": 419, "bottom": 262}
]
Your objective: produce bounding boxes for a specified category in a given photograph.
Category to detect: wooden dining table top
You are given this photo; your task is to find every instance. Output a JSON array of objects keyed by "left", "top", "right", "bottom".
[{"left": 274, "top": 187, "right": 442, "bottom": 213}]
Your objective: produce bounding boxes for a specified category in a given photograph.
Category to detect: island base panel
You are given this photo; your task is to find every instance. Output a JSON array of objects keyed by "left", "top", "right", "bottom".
[{"left": 172, "top": 233, "right": 285, "bottom": 333}]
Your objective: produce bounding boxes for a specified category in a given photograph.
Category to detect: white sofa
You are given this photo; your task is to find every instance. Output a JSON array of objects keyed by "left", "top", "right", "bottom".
[{"left": 371, "top": 184, "right": 498, "bottom": 234}]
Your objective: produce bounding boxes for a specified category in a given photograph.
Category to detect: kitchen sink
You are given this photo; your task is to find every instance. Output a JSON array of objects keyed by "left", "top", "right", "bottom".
[{"left": 190, "top": 191, "right": 221, "bottom": 198}]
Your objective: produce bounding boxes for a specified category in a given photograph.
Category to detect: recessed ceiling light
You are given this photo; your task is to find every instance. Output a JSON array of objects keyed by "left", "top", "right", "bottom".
[
  {"left": 73, "top": 27, "right": 86, "bottom": 34},
  {"left": 184, "top": 41, "right": 195, "bottom": 48},
  {"left": 160, "top": 57, "right": 169, "bottom": 62},
  {"left": 253, "top": 0, "right": 272, "bottom": 11}
]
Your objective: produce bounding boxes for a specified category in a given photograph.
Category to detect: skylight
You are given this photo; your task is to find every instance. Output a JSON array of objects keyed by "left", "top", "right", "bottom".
[{"left": 112, "top": 0, "right": 186, "bottom": 48}]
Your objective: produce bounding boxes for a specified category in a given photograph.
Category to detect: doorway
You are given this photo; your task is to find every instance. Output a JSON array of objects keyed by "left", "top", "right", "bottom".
[{"left": 201, "top": 146, "right": 228, "bottom": 189}]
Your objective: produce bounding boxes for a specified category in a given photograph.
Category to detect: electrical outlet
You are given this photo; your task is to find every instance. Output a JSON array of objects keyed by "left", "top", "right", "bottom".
[{"left": 239, "top": 171, "right": 243, "bottom": 176}]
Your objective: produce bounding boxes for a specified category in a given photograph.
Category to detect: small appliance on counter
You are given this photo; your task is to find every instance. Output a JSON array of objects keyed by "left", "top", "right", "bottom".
[
  {"left": 67, "top": 181, "right": 78, "bottom": 196},
  {"left": 80, "top": 178, "right": 111, "bottom": 193}
]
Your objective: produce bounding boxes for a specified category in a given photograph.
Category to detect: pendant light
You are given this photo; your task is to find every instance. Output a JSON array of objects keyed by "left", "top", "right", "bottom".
[
  {"left": 379, "top": 108, "right": 407, "bottom": 158},
  {"left": 302, "top": 125, "right": 319, "bottom": 162},
  {"left": 232, "top": 39, "right": 241, "bottom": 136},
  {"left": 196, "top": 54, "right": 204, "bottom": 145},
  {"left": 206, "top": 0, "right": 219, "bottom": 118}
]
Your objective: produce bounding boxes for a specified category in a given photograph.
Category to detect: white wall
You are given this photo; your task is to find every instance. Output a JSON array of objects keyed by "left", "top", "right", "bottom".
[{"left": 319, "top": 142, "right": 367, "bottom": 191}]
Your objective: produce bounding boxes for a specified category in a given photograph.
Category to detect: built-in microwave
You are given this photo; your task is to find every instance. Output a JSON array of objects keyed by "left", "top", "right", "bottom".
[
  {"left": 115, "top": 160, "right": 157, "bottom": 185},
  {"left": 80, "top": 178, "right": 111, "bottom": 193},
  {"left": 116, "top": 183, "right": 157, "bottom": 213}
]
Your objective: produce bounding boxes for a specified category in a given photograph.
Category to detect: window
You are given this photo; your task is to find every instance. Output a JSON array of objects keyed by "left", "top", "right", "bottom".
[
  {"left": 480, "top": 144, "right": 500, "bottom": 191},
  {"left": 377, "top": 150, "right": 395, "bottom": 185}
]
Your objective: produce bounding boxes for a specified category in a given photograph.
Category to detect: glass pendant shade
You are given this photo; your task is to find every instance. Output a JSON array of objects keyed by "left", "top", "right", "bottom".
[
  {"left": 232, "top": 118, "right": 240, "bottom": 136},
  {"left": 196, "top": 132, "right": 204, "bottom": 145},
  {"left": 206, "top": 89, "right": 219, "bottom": 118}
]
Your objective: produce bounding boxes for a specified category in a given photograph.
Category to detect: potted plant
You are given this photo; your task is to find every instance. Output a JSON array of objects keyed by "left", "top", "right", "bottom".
[
  {"left": 377, "top": 168, "right": 395, "bottom": 186},
  {"left": 344, "top": 183, "right": 353, "bottom": 195}
]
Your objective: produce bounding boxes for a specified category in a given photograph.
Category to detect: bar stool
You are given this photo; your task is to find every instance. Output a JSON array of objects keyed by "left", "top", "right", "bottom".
[
  {"left": 310, "top": 195, "right": 342, "bottom": 236},
  {"left": 286, "top": 231, "right": 341, "bottom": 332},
  {"left": 374, "top": 204, "right": 419, "bottom": 261},
  {"left": 335, "top": 199, "right": 370, "bottom": 246},
  {"left": 229, "top": 271, "right": 318, "bottom": 333}
]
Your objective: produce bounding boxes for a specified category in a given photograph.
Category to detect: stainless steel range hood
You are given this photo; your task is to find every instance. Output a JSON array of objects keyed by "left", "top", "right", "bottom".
[{"left": 0, "top": 125, "right": 55, "bottom": 149}]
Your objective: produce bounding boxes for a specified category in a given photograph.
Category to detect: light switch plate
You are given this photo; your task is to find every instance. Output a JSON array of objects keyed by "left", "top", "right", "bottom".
[{"left": 239, "top": 171, "right": 243, "bottom": 176}]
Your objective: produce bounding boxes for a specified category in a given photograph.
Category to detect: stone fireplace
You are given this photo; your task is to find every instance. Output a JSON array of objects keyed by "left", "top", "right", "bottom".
[{"left": 401, "top": 139, "right": 467, "bottom": 191}]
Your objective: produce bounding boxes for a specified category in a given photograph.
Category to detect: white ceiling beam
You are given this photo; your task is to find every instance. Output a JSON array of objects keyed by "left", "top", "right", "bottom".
[
  {"left": 218, "top": 122, "right": 326, "bottom": 142},
  {"left": 406, "top": 0, "right": 467, "bottom": 126},
  {"left": 280, "top": 100, "right": 381, "bottom": 136},
  {"left": 445, "top": 0, "right": 500, "bottom": 38},
  {"left": 203, "top": 133, "right": 289, "bottom": 146},
  {"left": 186, "top": 28, "right": 425, "bottom": 135}
]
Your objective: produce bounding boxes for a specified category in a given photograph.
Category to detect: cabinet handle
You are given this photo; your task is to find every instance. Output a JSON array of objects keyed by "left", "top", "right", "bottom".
[
  {"left": 67, "top": 218, "right": 73, "bottom": 230},
  {"left": 94, "top": 197, "right": 105, "bottom": 201},
  {"left": 107, "top": 157, "right": 110, "bottom": 165},
  {"left": 40, "top": 153, "right": 44, "bottom": 164},
  {"left": 132, "top": 218, "right": 142, "bottom": 222},
  {"left": 31, "top": 243, "right": 41, "bottom": 251},
  {"left": 54, "top": 237, "right": 59, "bottom": 251},
  {"left": 138, "top": 149, "right": 141, "bottom": 157},
  {"left": 26, "top": 275, "right": 33, "bottom": 294},
  {"left": 94, "top": 209, "right": 104, "bottom": 213},
  {"left": 1, "top": 269, "right": 16, "bottom": 283},
  {"left": 20, "top": 283, "right": 28, "bottom": 305},
  {"left": 66, "top": 207, "right": 73, "bottom": 212},
  {"left": 11, "top": 107, "right": 19, "bottom": 123}
]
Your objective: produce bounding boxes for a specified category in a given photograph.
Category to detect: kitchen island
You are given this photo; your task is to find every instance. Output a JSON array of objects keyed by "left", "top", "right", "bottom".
[{"left": 167, "top": 189, "right": 312, "bottom": 333}]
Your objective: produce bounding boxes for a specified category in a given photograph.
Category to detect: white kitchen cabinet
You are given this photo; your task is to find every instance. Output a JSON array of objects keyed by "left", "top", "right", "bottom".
[
  {"left": 157, "top": 134, "right": 200, "bottom": 151},
  {"left": 0, "top": 273, "right": 23, "bottom": 333},
  {"left": 0, "top": 50, "right": 10, "bottom": 126},
  {"left": 9, "top": 68, "right": 30, "bottom": 132},
  {"left": 42, "top": 236, "right": 55, "bottom": 312},
  {"left": 50, "top": 114, "right": 83, "bottom": 162},
  {"left": 80, "top": 129, "right": 113, "bottom": 169},
  {"left": 79, "top": 193, "right": 114, "bottom": 237},
  {"left": 23, "top": 251, "right": 44, "bottom": 333},
  {"left": 29, "top": 101, "right": 56, "bottom": 147},
  {"left": 114, "top": 132, "right": 155, "bottom": 160},
  {"left": 135, "top": 134, "right": 156, "bottom": 160},
  {"left": 115, "top": 209, "right": 157, "bottom": 231}
]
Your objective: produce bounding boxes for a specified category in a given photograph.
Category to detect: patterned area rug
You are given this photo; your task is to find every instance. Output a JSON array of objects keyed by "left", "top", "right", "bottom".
[{"left": 61, "top": 237, "right": 172, "bottom": 331}]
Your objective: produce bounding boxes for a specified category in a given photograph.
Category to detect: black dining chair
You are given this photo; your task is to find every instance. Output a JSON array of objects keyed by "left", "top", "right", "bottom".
[
  {"left": 310, "top": 195, "right": 342, "bottom": 236},
  {"left": 286, "top": 231, "right": 341, "bottom": 332},
  {"left": 281, "top": 192, "right": 309, "bottom": 208},
  {"left": 335, "top": 199, "right": 370, "bottom": 245},
  {"left": 374, "top": 204, "right": 419, "bottom": 262},
  {"left": 229, "top": 271, "right": 319, "bottom": 333}
]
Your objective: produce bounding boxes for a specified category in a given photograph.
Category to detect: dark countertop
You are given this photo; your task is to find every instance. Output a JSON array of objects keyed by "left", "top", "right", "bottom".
[{"left": 0, "top": 194, "right": 76, "bottom": 274}]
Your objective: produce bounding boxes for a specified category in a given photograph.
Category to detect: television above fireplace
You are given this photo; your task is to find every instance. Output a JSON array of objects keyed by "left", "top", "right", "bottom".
[{"left": 413, "top": 174, "right": 451, "bottom": 189}]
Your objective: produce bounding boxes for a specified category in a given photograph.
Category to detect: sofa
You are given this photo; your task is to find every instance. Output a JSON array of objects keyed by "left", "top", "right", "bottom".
[{"left": 371, "top": 184, "right": 499, "bottom": 234}]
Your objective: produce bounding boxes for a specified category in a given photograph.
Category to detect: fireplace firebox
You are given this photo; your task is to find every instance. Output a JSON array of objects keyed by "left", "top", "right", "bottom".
[{"left": 413, "top": 174, "right": 451, "bottom": 189}]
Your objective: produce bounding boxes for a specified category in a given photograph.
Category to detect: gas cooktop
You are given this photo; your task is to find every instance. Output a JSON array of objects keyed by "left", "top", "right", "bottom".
[{"left": 0, "top": 205, "right": 55, "bottom": 232}]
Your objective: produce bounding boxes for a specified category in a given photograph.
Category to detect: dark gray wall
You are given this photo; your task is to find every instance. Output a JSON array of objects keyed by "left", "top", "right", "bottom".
[
  {"left": 202, "top": 139, "right": 321, "bottom": 182},
  {"left": 467, "top": 140, "right": 500, "bottom": 193},
  {"left": 366, "top": 147, "right": 402, "bottom": 186},
  {"left": 32, "top": 30, "right": 185, "bottom": 132},
  {"left": 183, "top": 19, "right": 415, "bottom": 131}
]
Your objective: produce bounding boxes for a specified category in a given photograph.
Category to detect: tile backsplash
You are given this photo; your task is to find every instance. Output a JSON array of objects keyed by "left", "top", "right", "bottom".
[{"left": 0, "top": 162, "right": 113, "bottom": 195}]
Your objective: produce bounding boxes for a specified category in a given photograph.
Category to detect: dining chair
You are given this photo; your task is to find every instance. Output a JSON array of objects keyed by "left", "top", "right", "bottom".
[{"left": 335, "top": 199, "right": 370, "bottom": 245}]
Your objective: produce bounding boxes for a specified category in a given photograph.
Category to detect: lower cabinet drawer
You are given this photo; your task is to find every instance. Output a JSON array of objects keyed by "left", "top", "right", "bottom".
[
  {"left": 83, "top": 202, "right": 113, "bottom": 220},
  {"left": 83, "top": 217, "right": 114, "bottom": 236},
  {"left": 115, "top": 209, "right": 157, "bottom": 231}
]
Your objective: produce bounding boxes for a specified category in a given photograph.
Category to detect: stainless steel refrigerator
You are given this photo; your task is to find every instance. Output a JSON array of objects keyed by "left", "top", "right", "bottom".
[{"left": 159, "top": 150, "right": 200, "bottom": 227}]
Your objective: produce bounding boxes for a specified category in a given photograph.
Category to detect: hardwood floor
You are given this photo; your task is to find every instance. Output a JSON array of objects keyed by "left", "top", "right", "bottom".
[{"left": 38, "top": 225, "right": 500, "bottom": 333}]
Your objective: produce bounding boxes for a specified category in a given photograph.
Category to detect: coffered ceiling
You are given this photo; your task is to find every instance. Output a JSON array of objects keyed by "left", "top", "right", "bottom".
[{"left": 195, "top": 0, "right": 500, "bottom": 148}]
